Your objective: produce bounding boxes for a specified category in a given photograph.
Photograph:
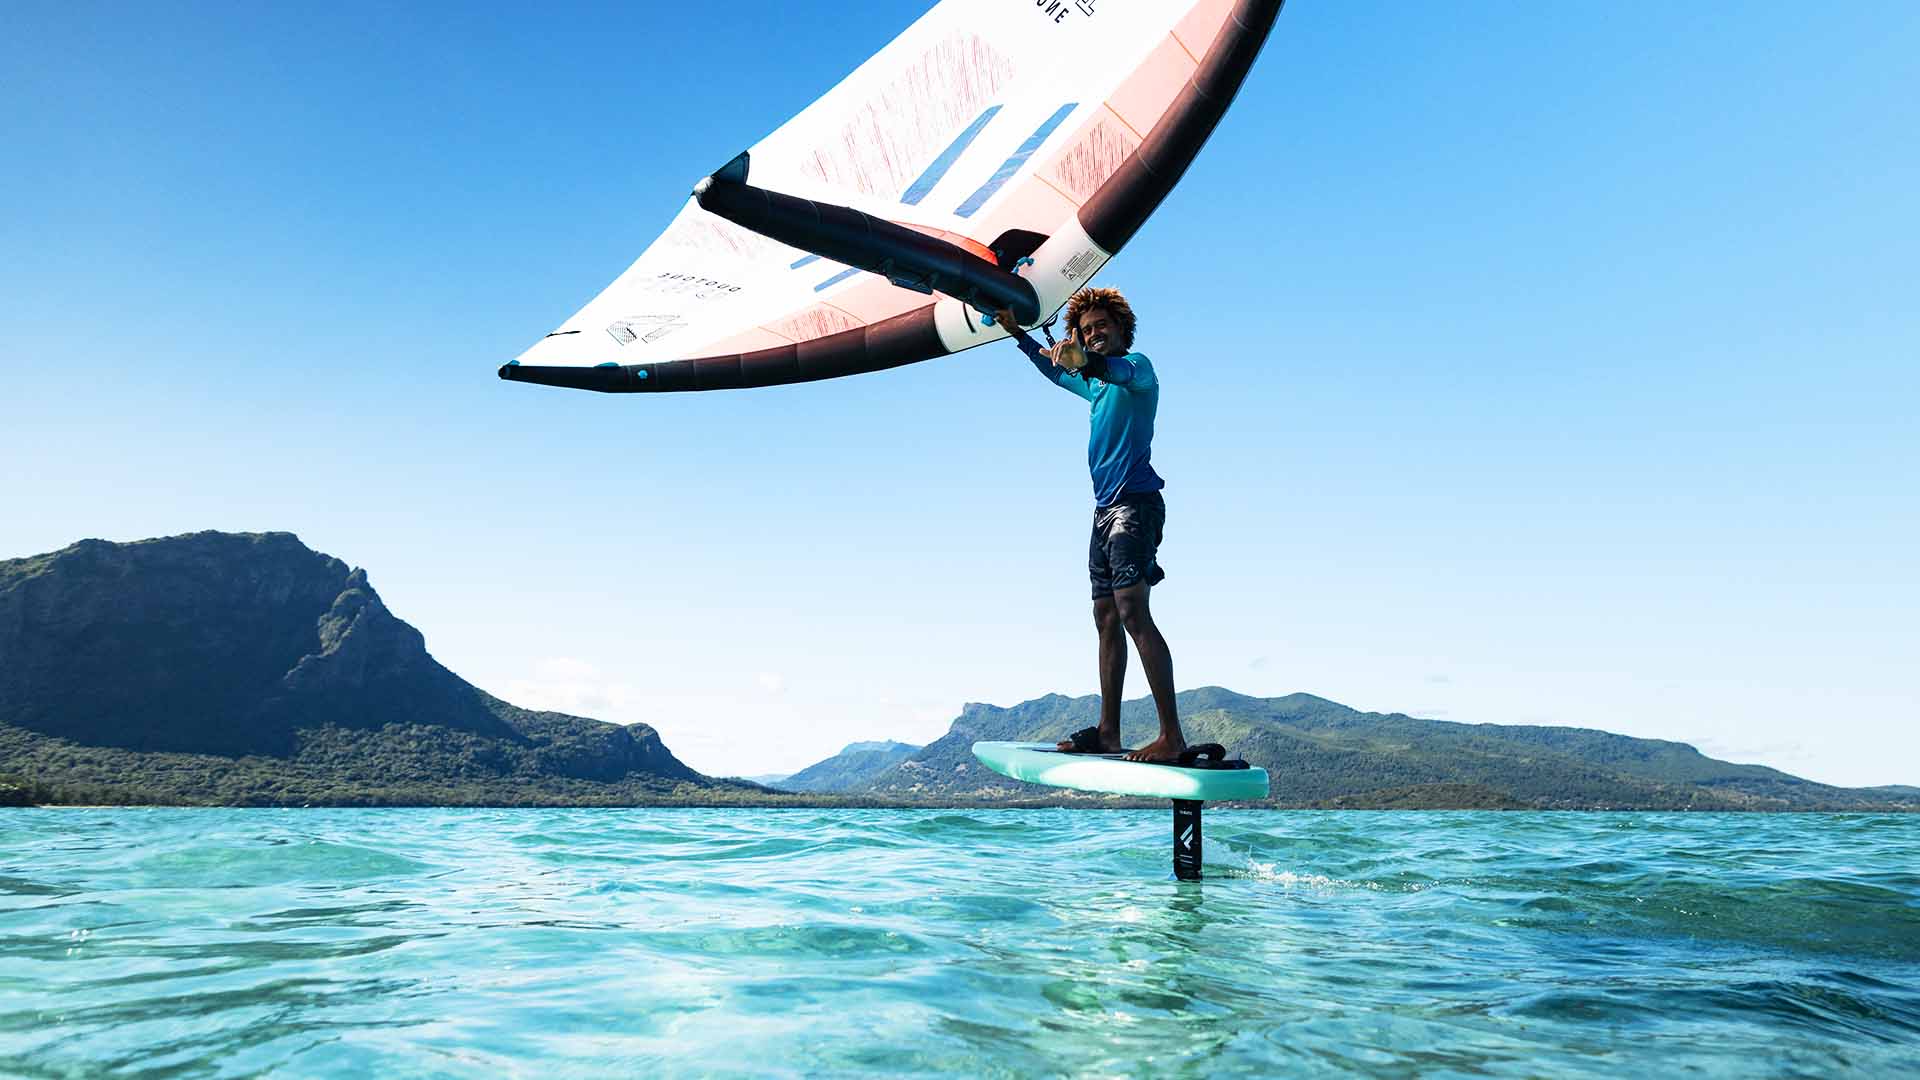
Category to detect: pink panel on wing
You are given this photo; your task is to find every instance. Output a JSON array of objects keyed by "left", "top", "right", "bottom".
[
  {"left": 967, "top": 168, "right": 1080, "bottom": 242},
  {"left": 1050, "top": 115, "right": 1141, "bottom": 204},
  {"left": 801, "top": 32, "right": 1018, "bottom": 201},
  {"left": 1105, "top": 35, "right": 1199, "bottom": 140},
  {"left": 822, "top": 279, "right": 934, "bottom": 325},
  {"left": 701, "top": 326, "right": 796, "bottom": 355},
  {"left": 764, "top": 303, "right": 863, "bottom": 345},
  {"left": 670, "top": 214, "right": 787, "bottom": 263},
  {"left": 1172, "top": 0, "right": 1236, "bottom": 60}
]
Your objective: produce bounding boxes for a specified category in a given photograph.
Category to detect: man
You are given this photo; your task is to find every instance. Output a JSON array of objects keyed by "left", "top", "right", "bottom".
[{"left": 996, "top": 288, "right": 1187, "bottom": 763}]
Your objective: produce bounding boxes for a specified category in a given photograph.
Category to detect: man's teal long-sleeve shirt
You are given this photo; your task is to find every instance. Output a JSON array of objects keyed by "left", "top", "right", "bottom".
[{"left": 1016, "top": 336, "right": 1166, "bottom": 508}]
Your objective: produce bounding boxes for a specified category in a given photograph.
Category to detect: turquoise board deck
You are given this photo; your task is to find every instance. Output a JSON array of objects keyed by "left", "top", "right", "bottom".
[{"left": 971, "top": 741, "right": 1270, "bottom": 801}]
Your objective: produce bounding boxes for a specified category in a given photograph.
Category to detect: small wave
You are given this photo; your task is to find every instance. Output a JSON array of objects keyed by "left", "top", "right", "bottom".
[
  {"left": 127, "top": 841, "right": 428, "bottom": 887},
  {"left": 8, "top": 808, "right": 1918, "bottom": 1078}
]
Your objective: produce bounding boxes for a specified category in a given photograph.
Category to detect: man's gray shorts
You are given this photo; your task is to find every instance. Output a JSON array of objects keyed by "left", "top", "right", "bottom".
[{"left": 1090, "top": 490, "right": 1167, "bottom": 599}]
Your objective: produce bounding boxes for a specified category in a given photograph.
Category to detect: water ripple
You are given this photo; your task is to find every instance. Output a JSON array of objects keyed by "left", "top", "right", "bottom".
[{"left": 0, "top": 808, "right": 1915, "bottom": 1077}]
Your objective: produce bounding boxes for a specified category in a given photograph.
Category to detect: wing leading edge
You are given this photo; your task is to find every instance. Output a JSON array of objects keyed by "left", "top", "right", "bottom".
[{"left": 501, "top": 0, "right": 1285, "bottom": 395}]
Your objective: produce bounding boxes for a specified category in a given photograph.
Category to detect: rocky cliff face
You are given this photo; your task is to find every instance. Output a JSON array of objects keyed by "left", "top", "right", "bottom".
[
  {"left": 0, "top": 532, "right": 517, "bottom": 754},
  {"left": 0, "top": 532, "right": 704, "bottom": 793}
]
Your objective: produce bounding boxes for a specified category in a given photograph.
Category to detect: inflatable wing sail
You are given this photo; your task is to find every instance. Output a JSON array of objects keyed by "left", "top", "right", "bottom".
[{"left": 500, "top": 0, "right": 1284, "bottom": 394}]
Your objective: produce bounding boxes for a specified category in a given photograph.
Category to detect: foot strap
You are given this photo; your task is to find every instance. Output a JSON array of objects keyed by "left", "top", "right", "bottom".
[
  {"left": 1061, "top": 726, "right": 1105, "bottom": 753},
  {"left": 1175, "top": 744, "right": 1249, "bottom": 770}
]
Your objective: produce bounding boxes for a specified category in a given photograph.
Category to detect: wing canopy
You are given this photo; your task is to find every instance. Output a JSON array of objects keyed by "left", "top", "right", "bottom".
[{"left": 502, "top": 0, "right": 1285, "bottom": 394}]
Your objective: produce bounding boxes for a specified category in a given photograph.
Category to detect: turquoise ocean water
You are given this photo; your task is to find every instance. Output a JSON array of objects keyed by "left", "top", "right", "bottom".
[{"left": 3, "top": 809, "right": 1916, "bottom": 1077}]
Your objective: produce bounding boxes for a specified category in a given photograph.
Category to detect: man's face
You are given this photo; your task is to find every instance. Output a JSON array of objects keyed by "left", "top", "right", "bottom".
[{"left": 1077, "top": 307, "right": 1124, "bottom": 355}]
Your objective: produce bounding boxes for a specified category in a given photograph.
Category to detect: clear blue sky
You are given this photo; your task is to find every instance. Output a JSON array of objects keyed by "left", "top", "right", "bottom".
[{"left": 5, "top": 2, "right": 1916, "bottom": 785}]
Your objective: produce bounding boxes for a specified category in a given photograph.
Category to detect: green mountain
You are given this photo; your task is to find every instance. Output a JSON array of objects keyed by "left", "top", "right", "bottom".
[
  {"left": 4, "top": 532, "right": 1909, "bottom": 812},
  {"left": 860, "top": 688, "right": 1917, "bottom": 811},
  {"left": 778, "top": 740, "right": 922, "bottom": 793},
  {"left": 0, "top": 532, "right": 752, "bottom": 806}
]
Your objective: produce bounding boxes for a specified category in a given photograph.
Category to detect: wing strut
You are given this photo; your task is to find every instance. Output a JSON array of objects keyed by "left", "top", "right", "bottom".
[{"left": 693, "top": 153, "right": 1041, "bottom": 325}]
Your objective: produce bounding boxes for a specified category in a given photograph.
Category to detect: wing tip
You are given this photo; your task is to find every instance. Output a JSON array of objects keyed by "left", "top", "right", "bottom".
[
  {"left": 694, "top": 150, "right": 751, "bottom": 200},
  {"left": 497, "top": 361, "right": 640, "bottom": 393}
]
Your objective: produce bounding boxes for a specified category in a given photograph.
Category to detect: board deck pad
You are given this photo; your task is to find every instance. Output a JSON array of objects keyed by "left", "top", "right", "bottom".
[{"left": 971, "top": 741, "right": 1270, "bottom": 801}]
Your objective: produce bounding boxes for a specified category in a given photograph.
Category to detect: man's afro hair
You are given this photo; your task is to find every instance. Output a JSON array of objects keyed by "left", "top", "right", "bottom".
[{"left": 1064, "top": 287, "right": 1137, "bottom": 352}]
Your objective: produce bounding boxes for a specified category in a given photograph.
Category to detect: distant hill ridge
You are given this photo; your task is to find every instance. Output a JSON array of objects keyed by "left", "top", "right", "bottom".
[
  {"left": 849, "top": 688, "right": 1916, "bottom": 811},
  {"left": 841, "top": 741, "right": 919, "bottom": 755},
  {"left": 2, "top": 532, "right": 1911, "bottom": 811},
  {"left": 778, "top": 740, "right": 922, "bottom": 793},
  {"left": 0, "top": 532, "right": 737, "bottom": 805}
]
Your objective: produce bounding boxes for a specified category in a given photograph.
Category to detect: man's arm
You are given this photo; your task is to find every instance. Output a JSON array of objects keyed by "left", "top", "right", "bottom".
[
  {"left": 1079, "top": 352, "right": 1138, "bottom": 386},
  {"left": 1004, "top": 320, "right": 1096, "bottom": 401}
]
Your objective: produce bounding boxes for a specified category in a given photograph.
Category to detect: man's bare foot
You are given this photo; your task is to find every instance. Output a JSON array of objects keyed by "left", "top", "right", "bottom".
[{"left": 1125, "top": 735, "right": 1186, "bottom": 763}]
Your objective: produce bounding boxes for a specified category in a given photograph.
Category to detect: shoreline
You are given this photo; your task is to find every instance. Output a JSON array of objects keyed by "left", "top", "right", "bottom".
[{"left": 15, "top": 802, "right": 1915, "bottom": 813}]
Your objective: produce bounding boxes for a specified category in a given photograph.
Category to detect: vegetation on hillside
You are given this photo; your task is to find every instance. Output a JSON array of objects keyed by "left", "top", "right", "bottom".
[{"left": 4, "top": 533, "right": 1911, "bottom": 812}]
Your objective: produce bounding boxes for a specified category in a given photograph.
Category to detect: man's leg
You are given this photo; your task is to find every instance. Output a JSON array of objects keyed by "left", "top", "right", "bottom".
[
  {"left": 1057, "top": 596, "right": 1126, "bottom": 753},
  {"left": 1094, "top": 596, "right": 1126, "bottom": 748},
  {"left": 1114, "top": 582, "right": 1185, "bottom": 762}
]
